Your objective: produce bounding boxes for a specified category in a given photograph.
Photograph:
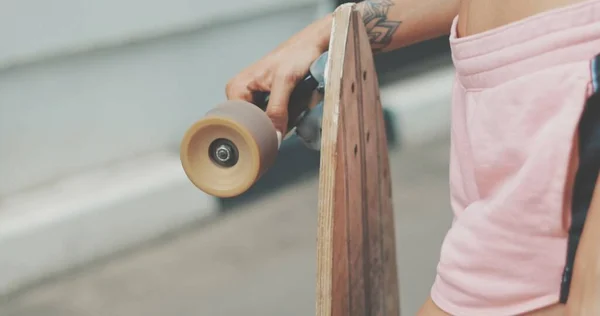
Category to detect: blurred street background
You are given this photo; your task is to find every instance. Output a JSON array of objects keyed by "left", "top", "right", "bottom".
[
  {"left": 0, "top": 135, "right": 452, "bottom": 316},
  {"left": 0, "top": 0, "right": 455, "bottom": 315}
]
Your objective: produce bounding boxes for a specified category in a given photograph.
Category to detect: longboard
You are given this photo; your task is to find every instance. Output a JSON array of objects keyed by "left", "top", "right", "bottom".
[
  {"left": 179, "top": 3, "right": 400, "bottom": 315},
  {"left": 316, "top": 4, "right": 400, "bottom": 316}
]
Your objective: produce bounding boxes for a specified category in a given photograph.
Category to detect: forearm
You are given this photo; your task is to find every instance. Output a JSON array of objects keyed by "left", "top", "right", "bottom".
[
  {"left": 359, "top": 0, "right": 460, "bottom": 52},
  {"left": 313, "top": 0, "right": 460, "bottom": 54}
]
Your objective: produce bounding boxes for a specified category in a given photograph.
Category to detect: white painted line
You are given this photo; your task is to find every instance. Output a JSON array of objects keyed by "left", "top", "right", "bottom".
[
  {"left": 0, "top": 151, "right": 218, "bottom": 296},
  {"left": 380, "top": 64, "right": 455, "bottom": 111},
  {"left": 380, "top": 65, "right": 455, "bottom": 145}
]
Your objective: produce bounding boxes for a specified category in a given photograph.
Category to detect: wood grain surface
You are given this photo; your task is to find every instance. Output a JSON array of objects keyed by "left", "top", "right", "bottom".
[{"left": 316, "top": 4, "right": 400, "bottom": 316}]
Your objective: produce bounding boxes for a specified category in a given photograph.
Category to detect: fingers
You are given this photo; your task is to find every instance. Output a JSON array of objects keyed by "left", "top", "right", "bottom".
[
  {"left": 226, "top": 65, "right": 273, "bottom": 100},
  {"left": 225, "top": 62, "right": 302, "bottom": 135},
  {"left": 266, "top": 70, "right": 299, "bottom": 134},
  {"left": 248, "top": 70, "right": 273, "bottom": 92},
  {"left": 225, "top": 79, "right": 253, "bottom": 102}
]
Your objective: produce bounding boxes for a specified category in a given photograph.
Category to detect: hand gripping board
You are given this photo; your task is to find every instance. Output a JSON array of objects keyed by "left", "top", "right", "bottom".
[{"left": 316, "top": 4, "right": 400, "bottom": 316}]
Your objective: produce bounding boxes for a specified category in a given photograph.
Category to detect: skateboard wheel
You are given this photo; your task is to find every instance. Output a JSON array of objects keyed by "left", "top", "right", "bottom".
[{"left": 180, "top": 100, "right": 279, "bottom": 198}]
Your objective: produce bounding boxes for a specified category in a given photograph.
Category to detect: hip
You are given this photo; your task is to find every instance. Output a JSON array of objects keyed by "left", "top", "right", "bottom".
[{"left": 456, "top": 0, "right": 592, "bottom": 37}]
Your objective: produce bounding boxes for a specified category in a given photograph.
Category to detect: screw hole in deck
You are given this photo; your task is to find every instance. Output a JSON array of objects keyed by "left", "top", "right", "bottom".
[
  {"left": 351, "top": 82, "right": 355, "bottom": 93},
  {"left": 363, "top": 71, "right": 367, "bottom": 80},
  {"left": 354, "top": 144, "right": 358, "bottom": 156}
]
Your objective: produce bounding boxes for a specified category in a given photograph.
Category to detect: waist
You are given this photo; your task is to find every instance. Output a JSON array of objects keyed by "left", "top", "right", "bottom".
[
  {"left": 450, "top": 0, "right": 600, "bottom": 90},
  {"left": 457, "top": 0, "right": 591, "bottom": 37}
]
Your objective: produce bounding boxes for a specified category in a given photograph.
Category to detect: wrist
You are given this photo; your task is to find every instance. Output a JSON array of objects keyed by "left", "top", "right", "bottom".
[
  {"left": 314, "top": 13, "right": 333, "bottom": 52},
  {"left": 277, "top": 13, "right": 332, "bottom": 55}
]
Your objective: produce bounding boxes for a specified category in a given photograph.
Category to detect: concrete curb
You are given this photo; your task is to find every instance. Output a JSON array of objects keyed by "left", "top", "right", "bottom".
[
  {"left": 0, "top": 64, "right": 455, "bottom": 297},
  {"left": 380, "top": 63, "right": 454, "bottom": 146},
  {"left": 0, "top": 152, "right": 218, "bottom": 296}
]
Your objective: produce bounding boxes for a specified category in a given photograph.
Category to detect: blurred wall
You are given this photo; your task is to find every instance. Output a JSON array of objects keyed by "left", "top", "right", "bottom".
[
  {"left": 0, "top": 0, "right": 322, "bottom": 197},
  {"left": 0, "top": 0, "right": 324, "bottom": 296}
]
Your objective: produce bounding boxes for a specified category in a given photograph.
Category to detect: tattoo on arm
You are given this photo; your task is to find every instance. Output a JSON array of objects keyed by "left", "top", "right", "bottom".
[{"left": 361, "top": 0, "right": 402, "bottom": 53}]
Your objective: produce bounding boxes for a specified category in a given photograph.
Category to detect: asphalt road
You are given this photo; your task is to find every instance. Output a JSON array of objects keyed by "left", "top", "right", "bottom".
[{"left": 0, "top": 135, "right": 453, "bottom": 316}]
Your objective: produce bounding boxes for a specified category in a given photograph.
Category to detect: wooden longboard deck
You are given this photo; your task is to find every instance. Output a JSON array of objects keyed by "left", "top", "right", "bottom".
[{"left": 316, "top": 4, "right": 400, "bottom": 316}]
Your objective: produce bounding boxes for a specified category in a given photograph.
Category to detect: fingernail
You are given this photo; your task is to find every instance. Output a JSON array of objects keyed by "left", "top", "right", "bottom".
[{"left": 276, "top": 130, "right": 282, "bottom": 149}]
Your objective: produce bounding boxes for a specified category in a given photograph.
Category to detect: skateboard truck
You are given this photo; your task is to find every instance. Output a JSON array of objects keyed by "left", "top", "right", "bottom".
[
  {"left": 295, "top": 51, "right": 327, "bottom": 151},
  {"left": 180, "top": 52, "right": 328, "bottom": 198}
]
